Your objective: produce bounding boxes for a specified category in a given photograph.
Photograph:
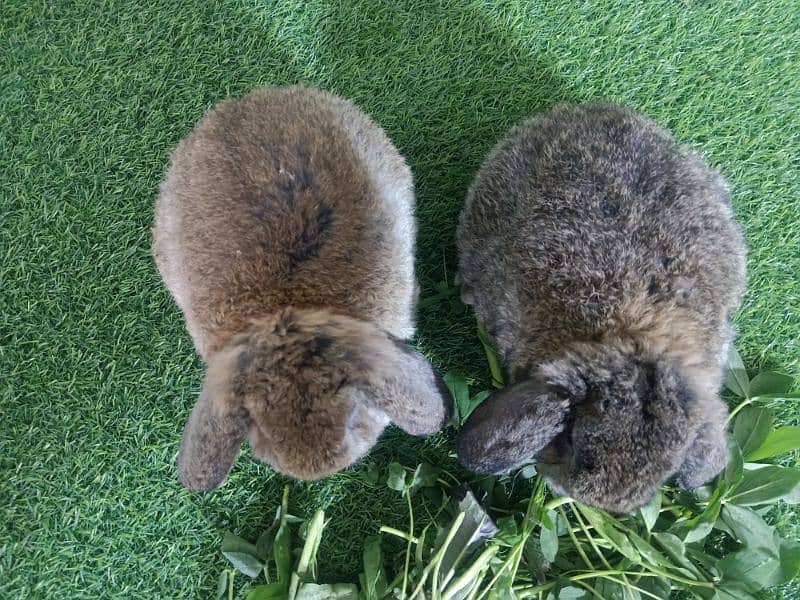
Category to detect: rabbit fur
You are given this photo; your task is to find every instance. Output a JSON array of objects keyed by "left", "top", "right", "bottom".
[
  {"left": 455, "top": 102, "right": 747, "bottom": 512},
  {"left": 153, "top": 85, "right": 450, "bottom": 491}
]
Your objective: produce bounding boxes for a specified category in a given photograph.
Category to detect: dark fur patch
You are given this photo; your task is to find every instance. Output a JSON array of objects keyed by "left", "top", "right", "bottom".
[
  {"left": 647, "top": 275, "right": 659, "bottom": 296},
  {"left": 600, "top": 198, "right": 619, "bottom": 217},
  {"left": 288, "top": 203, "right": 334, "bottom": 264},
  {"left": 313, "top": 335, "right": 334, "bottom": 356}
]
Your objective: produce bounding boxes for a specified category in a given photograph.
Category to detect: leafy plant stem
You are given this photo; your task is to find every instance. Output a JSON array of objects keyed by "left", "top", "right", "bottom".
[
  {"left": 476, "top": 481, "right": 544, "bottom": 600},
  {"left": 570, "top": 504, "right": 612, "bottom": 570},
  {"left": 227, "top": 570, "right": 234, "bottom": 600},
  {"left": 420, "top": 512, "right": 466, "bottom": 599},
  {"left": 571, "top": 579, "right": 604, "bottom": 599},
  {"left": 558, "top": 505, "right": 594, "bottom": 570},
  {"left": 378, "top": 526, "right": 418, "bottom": 544},
  {"left": 442, "top": 545, "right": 498, "bottom": 600},
  {"left": 402, "top": 488, "right": 414, "bottom": 599},
  {"left": 601, "top": 575, "right": 663, "bottom": 600},
  {"left": 726, "top": 397, "right": 753, "bottom": 425}
]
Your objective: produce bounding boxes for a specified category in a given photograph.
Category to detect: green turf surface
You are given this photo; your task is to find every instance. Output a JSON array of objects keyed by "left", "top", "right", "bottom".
[{"left": 1, "top": 0, "right": 798, "bottom": 597}]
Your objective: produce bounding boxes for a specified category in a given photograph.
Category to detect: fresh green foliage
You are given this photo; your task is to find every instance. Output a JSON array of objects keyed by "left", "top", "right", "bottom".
[
  {"left": 217, "top": 350, "right": 800, "bottom": 598},
  {"left": 3, "top": 0, "right": 800, "bottom": 598}
]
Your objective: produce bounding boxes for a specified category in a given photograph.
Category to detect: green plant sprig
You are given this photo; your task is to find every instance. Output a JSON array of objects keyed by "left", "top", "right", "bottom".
[{"left": 215, "top": 346, "right": 799, "bottom": 599}]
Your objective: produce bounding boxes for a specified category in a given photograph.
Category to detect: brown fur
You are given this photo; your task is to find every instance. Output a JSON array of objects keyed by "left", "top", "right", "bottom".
[
  {"left": 456, "top": 103, "right": 747, "bottom": 512},
  {"left": 153, "top": 86, "right": 449, "bottom": 490}
]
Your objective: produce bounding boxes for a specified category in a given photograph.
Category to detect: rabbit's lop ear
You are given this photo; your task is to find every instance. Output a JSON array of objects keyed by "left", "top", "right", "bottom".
[
  {"left": 365, "top": 336, "right": 451, "bottom": 436},
  {"left": 456, "top": 380, "right": 570, "bottom": 475},
  {"left": 178, "top": 349, "right": 250, "bottom": 491},
  {"left": 675, "top": 421, "right": 728, "bottom": 489}
]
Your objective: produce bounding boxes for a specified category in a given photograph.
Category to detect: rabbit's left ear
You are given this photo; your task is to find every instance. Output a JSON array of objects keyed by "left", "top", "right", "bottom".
[
  {"left": 456, "top": 380, "right": 571, "bottom": 475},
  {"left": 177, "top": 347, "right": 251, "bottom": 491},
  {"left": 675, "top": 421, "right": 728, "bottom": 489}
]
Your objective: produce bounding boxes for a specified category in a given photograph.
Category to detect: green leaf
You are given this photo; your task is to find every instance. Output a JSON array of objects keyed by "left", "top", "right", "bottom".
[
  {"left": 769, "top": 539, "right": 800, "bottom": 586},
  {"left": 386, "top": 462, "right": 407, "bottom": 492},
  {"left": 247, "top": 582, "right": 292, "bottom": 600},
  {"left": 495, "top": 515, "right": 520, "bottom": 546},
  {"left": 410, "top": 463, "right": 440, "bottom": 491},
  {"left": 221, "top": 531, "right": 260, "bottom": 558},
  {"left": 463, "top": 389, "right": 492, "bottom": 422},
  {"left": 628, "top": 531, "right": 671, "bottom": 569},
  {"left": 636, "top": 576, "right": 671, "bottom": 600},
  {"left": 733, "top": 407, "right": 773, "bottom": 458},
  {"left": 727, "top": 465, "right": 800, "bottom": 506},
  {"left": 273, "top": 521, "right": 292, "bottom": 584},
  {"left": 716, "top": 505, "right": 781, "bottom": 591},
  {"left": 215, "top": 571, "right": 228, "bottom": 599},
  {"left": 712, "top": 582, "right": 760, "bottom": 600},
  {"left": 675, "top": 480, "right": 725, "bottom": 544},
  {"left": 720, "top": 504, "right": 776, "bottom": 549},
  {"left": 748, "top": 371, "right": 795, "bottom": 397},
  {"left": 296, "top": 509, "right": 325, "bottom": 580},
  {"left": 477, "top": 321, "right": 506, "bottom": 387},
  {"left": 725, "top": 440, "right": 744, "bottom": 487},
  {"left": 295, "top": 583, "right": 359, "bottom": 599},
  {"left": 651, "top": 532, "right": 702, "bottom": 578},
  {"left": 433, "top": 490, "right": 498, "bottom": 581},
  {"left": 684, "top": 520, "right": 714, "bottom": 545},
  {"left": 724, "top": 345, "right": 750, "bottom": 398},
  {"left": 723, "top": 346, "right": 750, "bottom": 398},
  {"left": 717, "top": 545, "right": 780, "bottom": 592},
  {"left": 576, "top": 505, "right": 639, "bottom": 562},
  {"left": 639, "top": 491, "right": 661, "bottom": 532},
  {"left": 362, "top": 535, "right": 387, "bottom": 600},
  {"left": 255, "top": 526, "right": 277, "bottom": 563},
  {"left": 746, "top": 426, "right": 800, "bottom": 461},
  {"left": 361, "top": 462, "right": 382, "bottom": 486},
  {"left": 444, "top": 371, "right": 470, "bottom": 422},
  {"left": 539, "top": 513, "right": 559, "bottom": 562},
  {"left": 222, "top": 551, "right": 264, "bottom": 579},
  {"left": 592, "top": 578, "right": 626, "bottom": 600},
  {"left": 557, "top": 585, "right": 589, "bottom": 599}
]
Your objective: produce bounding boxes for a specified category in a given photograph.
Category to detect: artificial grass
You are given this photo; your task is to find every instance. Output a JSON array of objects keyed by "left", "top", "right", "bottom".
[{"left": 1, "top": 0, "right": 798, "bottom": 597}]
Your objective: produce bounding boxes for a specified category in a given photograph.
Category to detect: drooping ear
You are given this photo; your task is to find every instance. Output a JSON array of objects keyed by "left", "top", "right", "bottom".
[
  {"left": 675, "top": 421, "right": 728, "bottom": 489},
  {"left": 363, "top": 336, "right": 452, "bottom": 436},
  {"left": 455, "top": 380, "right": 571, "bottom": 475},
  {"left": 177, "top": 353, "right": 250, "bottom": 491}
]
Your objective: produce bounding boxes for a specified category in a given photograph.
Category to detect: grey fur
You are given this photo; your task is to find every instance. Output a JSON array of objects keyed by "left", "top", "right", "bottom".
[{"left": 456, "top": 102, "right": 747, "bottom": 512}]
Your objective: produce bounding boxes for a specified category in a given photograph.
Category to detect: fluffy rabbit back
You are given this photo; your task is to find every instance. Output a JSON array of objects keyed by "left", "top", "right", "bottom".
[
  {"left": 457, "top": 103, "right": 747, "bottom": 512},
  {"left": 459, "top": 103, "right": 746, "bottom": 384},
  {"left": 154, "top": 85, "right": 416, "bottom": 359},
  {"left": 154, "top": 86, "right": 448, "bottom": 490}
]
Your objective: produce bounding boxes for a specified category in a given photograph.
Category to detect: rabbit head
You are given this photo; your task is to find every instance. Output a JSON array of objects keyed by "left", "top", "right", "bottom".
[
  {"left": 178, "top": 308, "right": 450, "bottom": 491},
  {"left": 456, "top": 341, "right": 728, "bottom": 512}
]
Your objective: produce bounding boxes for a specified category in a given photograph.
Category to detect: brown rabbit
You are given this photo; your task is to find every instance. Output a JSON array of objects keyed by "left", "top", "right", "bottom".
[
  {"left": 153, "top": 85, "right": 450, "bottom": 491},
  {"left": 455, "top": 103, "right": 747, "bottom": 512}
]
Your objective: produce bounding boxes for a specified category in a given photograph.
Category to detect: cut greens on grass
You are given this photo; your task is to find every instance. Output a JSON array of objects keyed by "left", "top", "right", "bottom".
[
  {"left": 3, "top": 2, "right": 800, "bottom": 598},
  {"left": 215, "top": 347, "right": 800, "bottom": 599}
]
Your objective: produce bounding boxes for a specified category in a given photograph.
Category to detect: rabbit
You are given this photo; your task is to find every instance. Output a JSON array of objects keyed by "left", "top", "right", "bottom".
[
  {"left": 153, "top": 85, "right": 450, "bottom": 491},
  {"left": 455, "top": 102, "right": 747, "bottom": 512}
]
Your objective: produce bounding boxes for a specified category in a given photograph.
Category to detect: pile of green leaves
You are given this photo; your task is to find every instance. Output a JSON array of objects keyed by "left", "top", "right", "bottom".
[{"left": 214, "top": 348, "right": 799, "bottom": 599}]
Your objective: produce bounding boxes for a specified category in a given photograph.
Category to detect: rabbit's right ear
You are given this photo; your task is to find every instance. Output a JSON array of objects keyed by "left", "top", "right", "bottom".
[
  {"left": 675, "top": 421, "right": 728, "bottom": 489},
  {"left": 178, "top": 350, "right": 250, "bottom": 491},
  {"left": 456, "top": 380, "right": 571, "bottom": 475}
]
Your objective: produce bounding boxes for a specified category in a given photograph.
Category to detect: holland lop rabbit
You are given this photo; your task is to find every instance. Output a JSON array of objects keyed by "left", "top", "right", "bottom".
[
  {"left": 153, "top": 85, "right": 449, "bottom": 491},
  {"left": 456, "top": 103, "right": 747, "bottom": 512}
]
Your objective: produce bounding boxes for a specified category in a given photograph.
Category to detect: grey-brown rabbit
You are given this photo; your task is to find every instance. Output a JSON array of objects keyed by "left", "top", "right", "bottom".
[
  {"left": 153, "top": 85, "right": 450, "bottom": 491},
  {"left": 455, "top": 103, "right": 747, "bottom": 512}
]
